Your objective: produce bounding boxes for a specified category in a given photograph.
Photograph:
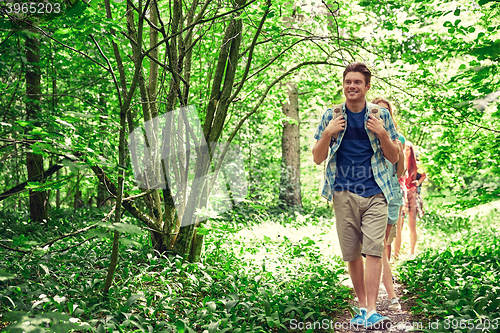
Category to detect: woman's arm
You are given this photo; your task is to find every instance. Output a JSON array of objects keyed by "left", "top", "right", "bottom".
[
  {"left": 417, "top": 172, "right": 426, "bottom": 186},
  {"left": 395, "top": 140, "right": 406, "bottom": 178}
]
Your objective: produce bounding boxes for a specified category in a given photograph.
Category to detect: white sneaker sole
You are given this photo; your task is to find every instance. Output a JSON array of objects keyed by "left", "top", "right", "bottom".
[{"left": 365, "top": 318, "right": 391, "bottom": 330}]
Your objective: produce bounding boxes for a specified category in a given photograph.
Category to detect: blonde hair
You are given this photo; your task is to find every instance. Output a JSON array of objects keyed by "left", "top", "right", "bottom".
[{"left": 371, "top": 97, "right": 397, "bottom": 130}]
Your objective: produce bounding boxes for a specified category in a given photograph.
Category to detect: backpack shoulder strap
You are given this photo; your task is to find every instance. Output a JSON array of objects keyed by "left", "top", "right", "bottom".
[
  {"left": 367, "top": 102, "right": 381, "bottom": 119},
  {"left": 332, "top": 103, "right": 343, "bottom": 119}
]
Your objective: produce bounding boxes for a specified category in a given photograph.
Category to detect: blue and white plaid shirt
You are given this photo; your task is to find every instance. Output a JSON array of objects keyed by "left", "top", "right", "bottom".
[{"left": 314, "top": 101, "right": 399, "bottom": 202}]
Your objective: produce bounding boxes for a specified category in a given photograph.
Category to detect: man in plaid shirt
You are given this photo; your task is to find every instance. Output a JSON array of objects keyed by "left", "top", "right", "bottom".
[{"left": 312, "top": 63, "right": 400, "bottom": 330}]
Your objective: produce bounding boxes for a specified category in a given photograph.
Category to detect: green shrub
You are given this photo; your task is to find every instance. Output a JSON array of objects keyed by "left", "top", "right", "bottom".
[{"left": 398, "top": 227, "right": 500, "bottom": 333}]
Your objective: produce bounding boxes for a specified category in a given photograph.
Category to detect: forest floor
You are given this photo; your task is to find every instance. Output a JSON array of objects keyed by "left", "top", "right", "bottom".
[
  {"left": 332, "top": 199, "right": 500, "bottom": 332},
  {"left": 238, "top": 215, "right": 422, "bottom": 332},
  {"left": 333, "top": 229, "right": 421, "bottom": 333},
  {"left": 335, "top": 278, "right": 419, "bottom": 332}
]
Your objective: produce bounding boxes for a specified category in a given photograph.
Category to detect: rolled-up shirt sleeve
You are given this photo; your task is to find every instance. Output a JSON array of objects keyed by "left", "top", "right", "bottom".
[
  {"left": 382, "top": 109, "right": 399, "bottom": 141},
  {"left": 314, "top": 109, "right": 334, "bottom": 146}
]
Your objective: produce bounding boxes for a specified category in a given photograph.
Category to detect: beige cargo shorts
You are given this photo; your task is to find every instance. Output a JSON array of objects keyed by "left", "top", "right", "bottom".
[{"left": 333, "top": 191, "right": 388, "bottom": 262}]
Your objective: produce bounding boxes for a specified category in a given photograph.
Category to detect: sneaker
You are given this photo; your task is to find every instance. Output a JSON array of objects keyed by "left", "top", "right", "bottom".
[
  {"left": 350, "top": 308, "right": 366, "bottom": 327},
  {"left": 365, "top": 311, "right": 391, "bottom": 330},
  {"left": 388, "top": 297, "right": 401, "bottom": 310}
]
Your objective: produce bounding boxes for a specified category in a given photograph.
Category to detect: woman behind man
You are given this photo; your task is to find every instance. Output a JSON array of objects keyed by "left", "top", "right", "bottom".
[
  {"left": 371, "top": 97, "right": 404, "bottom": 310},
  {"left": 394, "top": 141, "right": 425, "bottom": 258}
]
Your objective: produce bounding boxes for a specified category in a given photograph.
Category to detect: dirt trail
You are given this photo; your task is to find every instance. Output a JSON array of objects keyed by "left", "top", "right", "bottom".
[
  {"left": 333, "top": 225, "right": 422, "bottom": 332},
  {"left": 334, "top": 272, "right": 420, "bottom": 332}
]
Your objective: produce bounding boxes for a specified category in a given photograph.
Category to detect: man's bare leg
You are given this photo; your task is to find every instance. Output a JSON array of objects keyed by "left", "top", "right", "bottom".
[
  {"left": 365, "top": 254, "right": 383, "bottom": 313},
  {"left": 348, "top": 256, "right": 366, "bottom": 308}
]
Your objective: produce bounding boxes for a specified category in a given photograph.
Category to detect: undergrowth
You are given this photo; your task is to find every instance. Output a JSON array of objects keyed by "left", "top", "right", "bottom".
[
  {"left": 0, "top": 205, "right": 349, "bottom": 332},
  {"left": 397, "top": 208, "right": 500, "bottom": 333}
]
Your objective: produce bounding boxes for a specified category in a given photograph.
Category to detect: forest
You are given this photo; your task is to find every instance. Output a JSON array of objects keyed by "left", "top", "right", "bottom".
[{"left": 0, "top": 0, "right": 499, "bottom": 331}]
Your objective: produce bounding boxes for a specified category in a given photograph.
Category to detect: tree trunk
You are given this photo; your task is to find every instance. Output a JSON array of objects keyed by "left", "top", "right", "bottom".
[
  {"left": 172, "top": 8, "right": 244, "bottom": 258},
  {"left": 74, "top": 173, "right": 83, "bottom": 209},
  {"left": 56, "top": 169, "right": 61, "bottom": 209},
  {"left": 96, "top": 183, "right": 107, "bottom": 207},
  {"left": 25, "top": 31, "right": 48, "bottom": 223},
  {"left": 279, "top": 83, "right": 302, "bottom": 208},
  {"left": 188, "top": 229, "right": 203, "bottom": 262},
  {"left": 52, "top": 43, "right": 60, "bottom": 210},
  {"left": 102, "top": 0, "right": 133, "bottom": 295}
]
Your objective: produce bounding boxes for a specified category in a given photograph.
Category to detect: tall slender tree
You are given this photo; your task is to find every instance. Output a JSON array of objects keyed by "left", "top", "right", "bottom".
[
  {"left": 280, "top": 83, "right": 302, "bottom": 207},
  {"left": 25, "top": 30, "right": 48, "bottom": 222}
]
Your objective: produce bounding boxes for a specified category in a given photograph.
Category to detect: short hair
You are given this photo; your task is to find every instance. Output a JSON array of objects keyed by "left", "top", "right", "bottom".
[{"left": 343, "top": 62, "right": 371, "bottom": 86}]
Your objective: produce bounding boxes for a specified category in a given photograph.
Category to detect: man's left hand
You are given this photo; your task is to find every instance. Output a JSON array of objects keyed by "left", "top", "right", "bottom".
[{"left": 367, "top": 114, "right": 386, "bottom": 136}]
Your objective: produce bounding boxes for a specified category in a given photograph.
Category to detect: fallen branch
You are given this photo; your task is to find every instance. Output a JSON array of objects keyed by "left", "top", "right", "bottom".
[
  {"left": 40, "top": 206, "right": 115, "bottom": 248},
  {"left": 49, "top": 236, "right": 98, "bottom": 254},
  {"left": 0, "top": 163, "right": 64, "bottom": 201},
  {"left": 0, "top": 153, "right": 79, "bottom": 202},
  {"left": 0, "top": 207, "right": 115, "bottom": 254},
  {"left": 0, "top": 241, "right": 31, "bottom": 254}
]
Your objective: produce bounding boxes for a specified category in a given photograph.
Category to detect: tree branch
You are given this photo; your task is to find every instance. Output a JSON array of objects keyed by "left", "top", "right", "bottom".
[
  {"left": 19, "top": 20, "right": 108, "bottom": 71},
  {"left": 0, "top": 241, "right": 31, "bottom": 254},
  {"left": 48, "top": 236, "right": 98, "bottom": 254},
  {"left": 0, "top": 208, "right": 114, "bottom": 254},
  {"left": 0, "top": 162, "right": 67, "bottom": 201},
  {"left": 216, "top": 61, "right": 338, "bottom": 171},
  {"left": 230, "top": 0, "right": 271, "bottom": 101},
  {"left": 142, "top": 0, "right": 258, "bottom": 61},
  {"left": 90, "top": 165, "right": 160, "bottom": 232},
  {"left": 41, "top": 207, "right": 115, "bottom": 249},
  {"left": 90, "top": 34, "right": 123, "bottom": 109},
  {"left": 233, "top": 36, "right": 323, "bottom": 90}
]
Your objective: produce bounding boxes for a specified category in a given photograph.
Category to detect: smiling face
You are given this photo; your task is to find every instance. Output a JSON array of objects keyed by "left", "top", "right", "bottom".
[
  {"left": 404, "top": 144, "right": 412, "bottom": 159},
  {"left": 343, "top": 72, "right": 370, "bottom": 103}
]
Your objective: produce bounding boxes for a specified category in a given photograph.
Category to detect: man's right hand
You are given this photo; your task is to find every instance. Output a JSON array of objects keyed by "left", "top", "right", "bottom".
[
  {"left": 312, "top": 116, "right": 345, "bottom": 165},
  {"left": 325, "top": 117, "right": 345, "bottom": 138}
]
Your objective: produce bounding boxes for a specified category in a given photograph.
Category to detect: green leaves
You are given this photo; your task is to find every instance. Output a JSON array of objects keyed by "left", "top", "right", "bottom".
[
  {"left": 0, "top": 204, "right": 352, "bottom": 332},
  {"left": 53, "top": 28, "right": 73, "bottom": 37},
  {"left": 89, "top": 0, "right": 102, "bottom": 7},
  {"left": 99, "top": 222, "right": 142, "bottom": 235},
  {"left": 176, "top": 320, "right": 185, "bottom": 333},
  {"left": 208, "top": 321, "right": 219, "bottom": 333},
  {"left": 399, "top": 225, "right": 500, "bottom": 331},
  {"left": 65, "top": 0, "right": 88, "bottom": 16},
  {"left": 2, "top": 311, "right": 88, "bottom": 333},
  {"left": 470, "top": 39, "right": 500, "bottom": 60},
  {"left": 0, "top": 269, "right": 16, "bottom": 281},
  {"left": 478, "top": 0, "right": 500, "bottom": 6},
  {"left": 123, "top": 294, "right": 142, "bottom": 309},
  {"left": 207, "top": 301, "right": 217, "bottom": 313}
]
